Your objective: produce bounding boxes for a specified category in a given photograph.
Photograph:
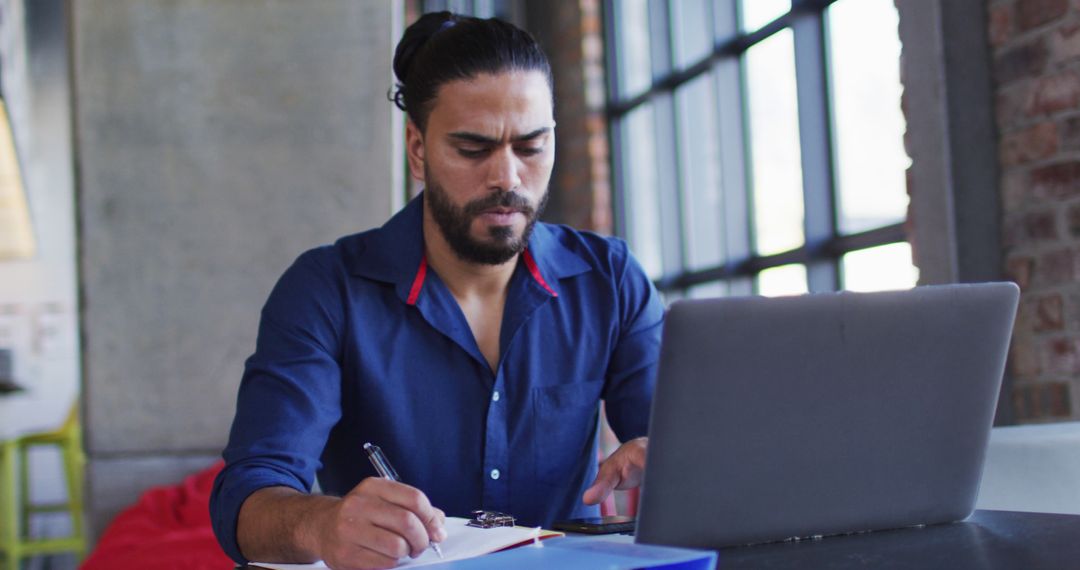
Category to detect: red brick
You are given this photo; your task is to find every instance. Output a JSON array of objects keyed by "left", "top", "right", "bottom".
[
  {"left": 997, "top": 81, "right": 1031, "bottom": 130},
  {"left": 1025, "top": 209, "right": 1059, "bottom": 240},
  {"left": 1002, "top": 213, "right": 1025, "bottom": 248},
  {"left": 1030, "top": 161, "right": 1080, "bottom": 200},
  {"left": 1026, "top": 70, "right": 1080, "bottom": 115},
  {"left": 1036, "top": 293, "right": 1066, "bottom": 331},
  {"left": 1067, "top": 202, "right": 1080, "bottom": 236},
  {"left": 990, "top": 3, "right": 1014, "bottom": 47},
  {"left": 1017, "top": 0, "right": 1068, "bottom": 32},
  {"left": 1011, "top": 381, "right": 1072, "bottom": 420},
  {"left": 1059, "top": 115, "right": 1080, "bottom": 150},
  {"left": 1000, "top": 121, "right": 1059, "bottom": 166},
  {"left": 1035, "top": 247, "right": 1076, "bottom": 285},
  {"left": 1002, "top": 167, "right": 1029, "bottom": 210},
  {"left": 1051, "top": 382, "right": 1072, "bottom": 416},
  {"left": 1009, "top": 388, "right": 1027, "bottom": 419},
  {"left": 542, "top": 0, "right": 612, "bottom": 234},
  {"left": 1005, "top": 255, "right": 1035, "bottom": 289},
  {"left": 1009, "top": 338, "right": 1042, "bottom": 378},
  {"left": 1050, "top": 22, "right": 1080, "bottom": 65},
  {"left": 995, "top": 38, "right": 1049, "bottom": 85},
  {"left": 1065, "top": 291, "right": 1080, "bottom": 331},
  {"left": 1044, "top": 337, "right": 1080, "bottom": 373},
  {"left": 1015, "top": 296, "right": 1036, "bottom": 332}
]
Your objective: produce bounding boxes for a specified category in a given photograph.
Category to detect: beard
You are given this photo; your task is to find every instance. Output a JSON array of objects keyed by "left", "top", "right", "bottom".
[{"left": 424, "top": 171, "right": 549, "bottom": 266}]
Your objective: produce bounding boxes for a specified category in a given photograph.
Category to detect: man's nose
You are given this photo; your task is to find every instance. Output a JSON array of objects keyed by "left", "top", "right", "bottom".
[{"left": 487, "top": 147, "right": 523, "bottom": 192}]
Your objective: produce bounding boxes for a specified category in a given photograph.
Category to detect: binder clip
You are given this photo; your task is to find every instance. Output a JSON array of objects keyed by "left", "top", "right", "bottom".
[{"left": 467, "top": 510, "right": 515, "bottom": 528}]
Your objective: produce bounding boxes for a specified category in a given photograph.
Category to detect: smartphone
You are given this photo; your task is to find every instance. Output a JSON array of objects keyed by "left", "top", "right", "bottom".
[{"left": 552, "top": 515, "right": 636, "bottom": 534}]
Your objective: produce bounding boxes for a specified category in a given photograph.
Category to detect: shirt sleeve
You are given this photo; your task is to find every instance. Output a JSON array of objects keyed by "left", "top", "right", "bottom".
[
  {"left": 602, "top": 243, "right": 665, "bottom": 442},
  {"left": 210, "top": 249, "right": 346, "bottom": 564}
]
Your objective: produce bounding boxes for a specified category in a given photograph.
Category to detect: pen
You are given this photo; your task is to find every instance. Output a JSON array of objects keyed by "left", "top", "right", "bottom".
[{"left": 364, "top": 442, "right": 444, "bottom": 559}]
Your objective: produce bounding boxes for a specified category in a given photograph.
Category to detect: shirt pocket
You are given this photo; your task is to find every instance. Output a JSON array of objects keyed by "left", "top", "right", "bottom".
[{"left": 532, "top": 380, "right": 604, "bottom": 485}]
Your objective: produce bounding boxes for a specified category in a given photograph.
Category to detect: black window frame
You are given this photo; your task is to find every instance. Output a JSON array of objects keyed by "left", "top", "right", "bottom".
[{"left": 604, "top": 0, "right": 909, "bottom": 297}]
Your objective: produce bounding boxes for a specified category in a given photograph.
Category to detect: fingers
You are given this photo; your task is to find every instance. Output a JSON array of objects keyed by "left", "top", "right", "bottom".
[
  {"left": 366, "top": 506, "right": 430, "bottom": 557},
  {"left": 363, "top": 521, "right": 425, "bottom": 560},
  {"left": 426, "top": 508, "right": 448, "bottom": 543},
  {"left": 582, "top": 438, "right": 650, "bottom": 506},
  {"left": 582, "top": 462, "right": 620, "bottom": 505},
  {"left": 318, "top": 514, "right": 400, "bottom": 570},
  {"left": 345, "top": 478, "right": 445, "bottom": 557},
  {"left": 372, "top": 478, "right": 446, "bottom": 548}
]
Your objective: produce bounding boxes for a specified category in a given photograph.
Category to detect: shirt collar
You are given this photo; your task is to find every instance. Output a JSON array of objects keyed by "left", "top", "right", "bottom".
[{"left": 343, "top": 192, "right": 592, "bottom": 296}]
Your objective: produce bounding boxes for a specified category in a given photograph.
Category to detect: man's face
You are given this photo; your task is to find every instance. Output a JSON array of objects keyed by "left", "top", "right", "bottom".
[{"left": 406, "top": 70, "right": 555, "bottom": 265}]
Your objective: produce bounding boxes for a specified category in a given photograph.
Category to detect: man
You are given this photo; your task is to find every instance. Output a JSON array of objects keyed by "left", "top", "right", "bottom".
[{"left": 211, "top": 12, "right": 664, "bottom": 570}]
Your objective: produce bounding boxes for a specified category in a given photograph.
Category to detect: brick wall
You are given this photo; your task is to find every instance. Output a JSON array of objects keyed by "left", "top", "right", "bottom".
[
  {"left": 991, "top": 0, "right": 1080, "bottom": 421},
  {"left": 527, "top": 0, "right": 612, "bottom": 234}
]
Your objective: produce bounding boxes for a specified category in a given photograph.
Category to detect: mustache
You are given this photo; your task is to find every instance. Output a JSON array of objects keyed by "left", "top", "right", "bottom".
[{"left": 463, "top": 191, "right": 535, "bottom": 217}]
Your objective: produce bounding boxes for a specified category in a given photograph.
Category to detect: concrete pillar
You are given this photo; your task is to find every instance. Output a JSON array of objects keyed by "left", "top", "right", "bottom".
[{"left": 71, "top": 0, "right": 400, "bottom": 537}]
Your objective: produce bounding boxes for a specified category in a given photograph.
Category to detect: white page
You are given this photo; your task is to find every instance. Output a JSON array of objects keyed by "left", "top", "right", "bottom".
[{"left": 253, "top": 517, "right": 542, "bottom": 570}]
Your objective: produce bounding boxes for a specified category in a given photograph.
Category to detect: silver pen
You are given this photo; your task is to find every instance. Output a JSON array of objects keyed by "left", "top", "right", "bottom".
[{"left": 363, "top": 442, "right": 445, "bottom": 559}]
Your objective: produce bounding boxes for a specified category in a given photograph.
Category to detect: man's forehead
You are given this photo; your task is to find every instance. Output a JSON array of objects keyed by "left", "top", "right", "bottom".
[{"left": 427, "top": 70, "right": 554, "bottom": 135}]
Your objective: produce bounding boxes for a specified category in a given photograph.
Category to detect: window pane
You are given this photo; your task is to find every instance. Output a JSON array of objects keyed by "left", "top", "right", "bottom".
[
  {"left": 612, "top": 0, "right": 653, "bottom": 98},
  {"left": 757, "top": 264, "right": 808, "bottom": 297},
  {"left": 828, "top": 0, "right": 910, "bottom": 234},
  {"left": 740, "top": 0, "right": 790, "bottom": 32},
  {"left": 621, "top": 103, "right": 663, "bottom": 278},
  {"left": 745, "top": 29, "right": 804, "bottom": 256},
  {"left": 672, "top": 0, "right": 713, "bottom": 69},
  {"left": 688, "top": 281, "right": 728, "bottom": 299},
  {"left": 841, "top": 242, "right": 918, "bottom": 292},
  {"left": 676, "top": 73, "right": 724, "bottom": 271}
]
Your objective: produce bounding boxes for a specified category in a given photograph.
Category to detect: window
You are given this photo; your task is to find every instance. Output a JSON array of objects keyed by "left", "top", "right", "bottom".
[
  {"left": 415, "top": 0, "right": 517, "bottom": 21},
  {"left": 605, "top": 0, "right": 916, "bottom": 299}
]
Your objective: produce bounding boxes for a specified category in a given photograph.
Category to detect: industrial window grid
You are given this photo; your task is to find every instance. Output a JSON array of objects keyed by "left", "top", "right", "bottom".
[{"left": 603, "top": 0, "right": 908, "bottom": 297}]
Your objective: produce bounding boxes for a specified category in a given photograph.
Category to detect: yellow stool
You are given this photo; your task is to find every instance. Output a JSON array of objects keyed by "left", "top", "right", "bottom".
[{"left": 0, "top": 406, "right": 87, "bottom": 569}]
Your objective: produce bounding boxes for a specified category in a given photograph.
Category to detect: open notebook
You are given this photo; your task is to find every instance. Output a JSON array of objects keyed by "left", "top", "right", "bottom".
[{"left": 251, "top": 517, "right": 563, "bottom": 569}]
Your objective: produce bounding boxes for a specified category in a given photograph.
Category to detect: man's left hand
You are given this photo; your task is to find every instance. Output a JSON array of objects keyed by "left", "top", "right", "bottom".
[{"left": 582, "top": 437, "right": 648, "bottom": 506}]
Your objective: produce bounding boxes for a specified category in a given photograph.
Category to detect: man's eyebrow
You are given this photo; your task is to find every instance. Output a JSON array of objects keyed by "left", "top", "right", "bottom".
[
  {"left": 447, "top": 127, "right": 552, "bottom": 144},
  {"left": 511, "top": 127, "right": 552, "bottom": 142}
]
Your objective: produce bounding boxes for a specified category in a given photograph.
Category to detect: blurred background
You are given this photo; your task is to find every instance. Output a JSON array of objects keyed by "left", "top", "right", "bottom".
[{"left": 0, "top": 0, "right": 1075, "bottom": 567}]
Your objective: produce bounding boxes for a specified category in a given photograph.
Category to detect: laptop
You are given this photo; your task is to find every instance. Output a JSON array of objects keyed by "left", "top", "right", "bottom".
[{"left": 635, "top": 282, "right": 1019, "bottom": 549}]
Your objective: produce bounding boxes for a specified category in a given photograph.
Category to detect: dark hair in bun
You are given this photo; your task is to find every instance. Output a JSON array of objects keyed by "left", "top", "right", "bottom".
[{"left": 391, "top": 11, "right": 552, "bottom": 131}]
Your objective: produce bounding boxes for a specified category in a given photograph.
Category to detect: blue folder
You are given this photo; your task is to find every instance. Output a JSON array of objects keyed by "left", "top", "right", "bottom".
[{"left": 422, "top": 536, "right": 717, "bottom": 569}]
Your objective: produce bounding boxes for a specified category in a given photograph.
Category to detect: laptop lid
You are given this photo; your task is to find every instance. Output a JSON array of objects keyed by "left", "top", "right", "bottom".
[{"left": 636, "top": 283, "right": 1019, "bottom": 549}]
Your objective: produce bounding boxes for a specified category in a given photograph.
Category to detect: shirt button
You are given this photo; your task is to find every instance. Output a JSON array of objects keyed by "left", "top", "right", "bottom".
[
  {"left": 492, "top": 391, "right": 501, "bottom": 402},
  {"left": 490, "top": 469, "right": 501, "bottom": 480}
]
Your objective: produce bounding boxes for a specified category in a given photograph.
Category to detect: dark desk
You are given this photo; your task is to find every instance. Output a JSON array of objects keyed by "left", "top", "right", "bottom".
[
  {"left": 241, "top": 510, "right": 1080, "bottom": 569},
  {"left": 715, "top": 510, "right": 1080, "bottom": 569}
]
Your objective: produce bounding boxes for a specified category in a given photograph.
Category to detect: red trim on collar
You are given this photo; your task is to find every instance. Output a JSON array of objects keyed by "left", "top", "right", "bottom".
[
  {"left": 522, "top": 249, "right": 558, "bottom": 297},
  {"left": 406, "top": 255, "right": 428, "bottom": 306}
]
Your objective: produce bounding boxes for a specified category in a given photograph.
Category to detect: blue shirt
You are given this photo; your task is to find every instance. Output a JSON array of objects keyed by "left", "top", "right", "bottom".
[{"left": 210, "top": 194, "right": 665, "bottom": 564}]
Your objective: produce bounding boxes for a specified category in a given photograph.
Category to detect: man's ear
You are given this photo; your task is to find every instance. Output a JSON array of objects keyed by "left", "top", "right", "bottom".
[{"left": 405, "top": 121, "right": 426, "bottom": 183}]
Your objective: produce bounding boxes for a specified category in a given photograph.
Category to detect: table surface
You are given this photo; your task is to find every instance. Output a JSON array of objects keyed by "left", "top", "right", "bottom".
[
  {"left": 241, "top": 509, "right": 1080, "bottom": 569},
  {"left": 713, "top": 509, "right": 1080, "bottom": 569}
]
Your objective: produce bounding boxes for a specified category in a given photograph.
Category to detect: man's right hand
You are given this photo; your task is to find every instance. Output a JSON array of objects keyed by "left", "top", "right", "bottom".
[
  {"left": 310, "top": 477, "right": 447, "bottom": 569},
  {"left": 237, "top": 479, "right": 446, "bottom": 570}
]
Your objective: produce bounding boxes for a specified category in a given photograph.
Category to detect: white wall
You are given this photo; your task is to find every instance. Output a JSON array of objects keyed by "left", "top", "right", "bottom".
[
  {"left": 72, "top": 0, "right": 400, "bottom": 537},
  {"left": 0, "top": 0, "right": 79, "bottom": 476},
  {"left": 0, "top": 9, "right": 79, "bottom": 566}
]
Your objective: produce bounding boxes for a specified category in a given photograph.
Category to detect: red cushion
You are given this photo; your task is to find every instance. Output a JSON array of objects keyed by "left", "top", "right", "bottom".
[{"left": 80, "top": 461, "right": 234, "bottom": 570}]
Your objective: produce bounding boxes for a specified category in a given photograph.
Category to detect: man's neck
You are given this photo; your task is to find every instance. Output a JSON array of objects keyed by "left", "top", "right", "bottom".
[{"left": 421, "top": 211, "right": 518, "bottom": 301}]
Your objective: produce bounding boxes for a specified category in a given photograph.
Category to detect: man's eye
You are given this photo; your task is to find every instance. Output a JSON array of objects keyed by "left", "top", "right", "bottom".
[
  {"left": 458, "top": 148, "right": 489, "bottom": 158},
  {"left": 516, "top": 147, "right": 544, "bottom": 156}
]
